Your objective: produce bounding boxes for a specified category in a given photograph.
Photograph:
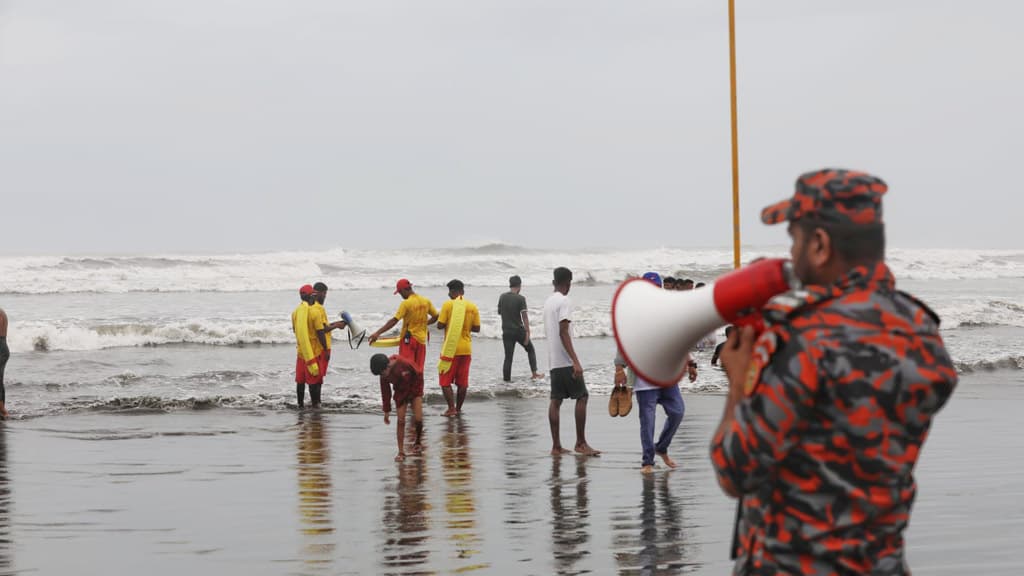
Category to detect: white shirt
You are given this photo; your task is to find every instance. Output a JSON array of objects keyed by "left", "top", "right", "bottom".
[
  {"left": 695, "top": 332, "right": 717, "bottom": 352},
  {"left": 632, "top": 373, "right": 660, "bottom": 392},
  {"left": 543, "top": 291, "right": 573, "bottom": 370},
  {"left": 615, "top": 350, "right": 685, "bottom": 392}
]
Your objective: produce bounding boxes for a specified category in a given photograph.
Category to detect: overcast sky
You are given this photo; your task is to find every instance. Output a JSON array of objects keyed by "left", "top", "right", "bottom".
[{"left": 1, "top": 1, "right": 1021, "bottom": 254}]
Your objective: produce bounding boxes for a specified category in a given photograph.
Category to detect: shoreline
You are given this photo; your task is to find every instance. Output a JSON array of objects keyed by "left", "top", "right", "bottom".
[{"left": 0, "top": 378, "right": 1019, "bottom": 574}]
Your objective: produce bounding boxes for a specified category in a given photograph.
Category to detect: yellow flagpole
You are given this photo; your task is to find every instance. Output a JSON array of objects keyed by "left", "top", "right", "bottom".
[
  {"left": 728, "top": 0, "right": 741, "bottom": 269},
  {"left": 728, "top": 1, "right": 743, "bottom": 557}
]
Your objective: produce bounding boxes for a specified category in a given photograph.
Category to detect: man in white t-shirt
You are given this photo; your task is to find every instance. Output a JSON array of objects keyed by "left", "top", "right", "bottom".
[{"left": 543, "top": 266, "right": 600, "bottom": 456}]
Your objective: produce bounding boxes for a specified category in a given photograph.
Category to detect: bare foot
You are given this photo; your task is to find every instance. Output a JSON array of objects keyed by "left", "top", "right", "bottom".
[
  {"left": 442, "top": 408, "right": 458, "bottom": 417},
  {"left": 575, "top": 444, "right": 601, "bottom": 457},
  {"left": 411, "top": 443, "right": 423, "bottom": 455},
  {"left": 531, "top": 372, "right": 544, "bottom": 380},
  {"left": 641, "top": 465, "right": 654, "bottom": 474},
  {"left": 0, "top": 403, "right": 8, "bottom": 420},
  {"left": 657, "top": 452, "right": 677, "bottom": 469},
  {"left": 395, "top": 453, "right": 406, "bottom": 462},
  {"left": 550, "top": 447, "right": 571, "bottom": 456}
]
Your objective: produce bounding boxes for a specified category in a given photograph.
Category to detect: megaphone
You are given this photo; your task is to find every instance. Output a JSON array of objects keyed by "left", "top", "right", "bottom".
[
  {"left": 611, "top": 258, "right": 799, "bottom": 387},
  {"left": 340, "top": 311, "right": 368, "bottom": 349}
]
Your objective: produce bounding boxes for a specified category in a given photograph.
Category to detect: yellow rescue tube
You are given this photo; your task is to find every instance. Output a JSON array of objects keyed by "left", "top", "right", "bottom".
[{"left": 370, "top": 336, "right": 402, "bottom": 348}]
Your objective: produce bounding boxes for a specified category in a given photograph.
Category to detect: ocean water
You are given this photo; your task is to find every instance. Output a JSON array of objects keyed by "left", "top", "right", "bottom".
[
  {"left": 1, "top": 244, "right": 1022, "bottom": 419},
  {"left": 1, "top": 245, "right": 1022, "bottom": 574}
]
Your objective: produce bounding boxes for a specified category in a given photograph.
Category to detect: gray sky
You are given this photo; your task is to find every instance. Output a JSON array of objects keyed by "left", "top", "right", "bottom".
[{"left": 1, "top": 1, "right": 1021, "bottom": 254}]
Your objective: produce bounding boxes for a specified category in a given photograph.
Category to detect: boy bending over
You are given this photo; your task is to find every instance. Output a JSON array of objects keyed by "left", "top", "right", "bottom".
[{"left": 371, "top": 353, "right": 425, "bottom": 462}]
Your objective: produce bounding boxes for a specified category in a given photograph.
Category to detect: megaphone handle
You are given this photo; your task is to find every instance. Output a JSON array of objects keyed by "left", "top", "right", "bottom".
[
  {"left": 730, "top": 497, "right": 742, "bottom": 560},
  {"left": 733, "top": 312, "right": 765, "bottom": 335}
]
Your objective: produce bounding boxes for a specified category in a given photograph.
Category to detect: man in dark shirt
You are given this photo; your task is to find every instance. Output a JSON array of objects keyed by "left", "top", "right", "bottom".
[
  {"left": 711, "top": 325, "right": 735, "bottom": 367},
  {"left": 497, "top": 275, "right": 542, "bottom": 382},
  {"left": 371, "top": 353, "right": 424, "bottom": 462}
]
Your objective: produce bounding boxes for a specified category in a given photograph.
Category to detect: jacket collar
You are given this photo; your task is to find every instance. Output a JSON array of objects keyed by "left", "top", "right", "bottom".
[{"left": 764, "top": 261, "right": 894, "bottom": 321}]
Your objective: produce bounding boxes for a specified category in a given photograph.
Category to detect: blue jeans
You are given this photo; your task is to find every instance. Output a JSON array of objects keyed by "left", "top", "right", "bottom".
[{"left": 636, "top": 386, "right": 685, "bottom": 466}]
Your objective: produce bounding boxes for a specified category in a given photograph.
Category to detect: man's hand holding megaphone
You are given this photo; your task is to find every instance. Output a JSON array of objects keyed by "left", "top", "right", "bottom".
[{"left": 718, "top": 325, "right": 757, "bottom": 399}]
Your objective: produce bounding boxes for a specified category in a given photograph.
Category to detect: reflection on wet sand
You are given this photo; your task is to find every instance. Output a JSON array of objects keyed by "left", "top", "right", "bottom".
[
  {"left": 611, "top": 472, "right": 694, "bottom": 575},
  {"left": 501, "top": 400, "right": 541, "bottom": 561},
  {"left": 441, "top": 417, "right": 487, "bottom": 572},
  {"left": 380, "top": 451, "right": 431, "bottom": 574},
  {"left": 296, "top": 412, "right": 335, "bottom": 570},
  {"left": 550, "top": 456, "right": 591, "bottom": 574},
  {"left": 0, "top": 431, "right": 10, "bottom": 576}
]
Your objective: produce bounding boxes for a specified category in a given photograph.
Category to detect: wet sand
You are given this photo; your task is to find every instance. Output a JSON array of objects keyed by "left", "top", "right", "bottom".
[{"left": 0, "top": 371, "right": 1019, "bottom": 575}]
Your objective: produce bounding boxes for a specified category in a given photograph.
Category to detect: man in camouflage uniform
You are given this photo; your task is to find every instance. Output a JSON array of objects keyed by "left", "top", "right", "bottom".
[{"left": 710, "top": 169, "right": 958, "bottom": 575}]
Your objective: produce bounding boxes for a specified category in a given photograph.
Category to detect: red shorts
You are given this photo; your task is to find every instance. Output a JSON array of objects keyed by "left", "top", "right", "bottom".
[
  {"left": 398, "top": 337, "right": 426, "bottom": 372},
  {"left": 295, "top": 354, "right": 327, "bottom": 385},
  {"left": 295, "top": 355, "right": 308, "bottom": 384},
  {"left": 438, "top": 355, "right": 471, "bottom": 388}
]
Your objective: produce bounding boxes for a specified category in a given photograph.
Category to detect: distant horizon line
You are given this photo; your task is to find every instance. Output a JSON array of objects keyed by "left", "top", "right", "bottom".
[{"left": 2, "top": 242, "right": 1024, "bottom": 259}]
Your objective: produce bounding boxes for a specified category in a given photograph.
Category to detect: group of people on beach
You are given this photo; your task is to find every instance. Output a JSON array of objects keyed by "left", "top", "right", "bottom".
[
  {"left": 366, "top": 269, "right": 603, "bottom": 461},
  {"left": 1, "top": 166, "right": 968, "bottom": 574},
  {"left": 289, "top": 267, "right": 611, "bottom": 463},
  {"left": 287, "top": 259, "right": 733, "bottom": 470},
  {"left": 366, "top": 277, "right": 481, "bottom": 460},
  {"left": 289, "top": 168, "right": 964, "bottom": 574}
]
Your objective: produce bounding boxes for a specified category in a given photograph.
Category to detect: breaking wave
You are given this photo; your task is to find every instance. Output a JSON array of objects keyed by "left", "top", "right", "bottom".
[
  {"left": 954, "top": 355, "right": 1024, "bottom": 373},
  {"left": 6, "top": 246, "right": 1024, "bottom": 294}
]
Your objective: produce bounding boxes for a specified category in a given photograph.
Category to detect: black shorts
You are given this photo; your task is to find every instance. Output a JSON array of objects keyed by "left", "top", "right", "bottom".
[{"left": 549, "top": 366, "right": 588, "bottom": 400}]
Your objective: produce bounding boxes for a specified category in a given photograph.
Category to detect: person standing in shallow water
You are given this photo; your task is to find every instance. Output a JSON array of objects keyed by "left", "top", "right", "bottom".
[
  {"left": 310, "top": 282, "right": 348, "bottom": 391},
  {"left": 613, "top": 272, "right": 694, "bottom": 474},
  {"left": 368, "top": 279, "right": 439, "bottom": 372},
  {"left": 543, "top": 267, "right": 599, "bottom": 457},
  {"left": 498, "top": 275, "right": 543, "bottom": 382},
  {"left": 291, "top": 285, "right": 321, "bottom": 409},
  {"left": 436, "top": 279, "right": 480, "bottom": 417},
  {"left": 0, "top": 308, "right": 9, "bottom": 419}
]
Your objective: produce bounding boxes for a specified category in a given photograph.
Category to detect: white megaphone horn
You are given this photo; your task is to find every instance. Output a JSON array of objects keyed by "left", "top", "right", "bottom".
[
  {"left": 611, "top": 258, "right": 799, "bottom": 387},
  {"left": 340, "top": 311, "right": 368, "bottom": 349}
]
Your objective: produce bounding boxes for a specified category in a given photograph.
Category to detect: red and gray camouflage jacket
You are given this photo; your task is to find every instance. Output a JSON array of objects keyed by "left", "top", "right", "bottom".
[{"left": 711, "top": 261, "right": 957, "bottom": 575}]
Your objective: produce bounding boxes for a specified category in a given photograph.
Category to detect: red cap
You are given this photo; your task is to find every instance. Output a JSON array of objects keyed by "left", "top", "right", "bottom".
[
  {"left": 394, "top": 278, "right": 412, "bottom": 294},
  {"left": 299, "top": 284, "right": 314, "bottom": 295}
]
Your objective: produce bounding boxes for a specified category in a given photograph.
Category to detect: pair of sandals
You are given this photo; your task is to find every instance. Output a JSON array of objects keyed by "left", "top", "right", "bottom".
[{"left": 608, "top": 384, "right": 632, "bottom": 417}]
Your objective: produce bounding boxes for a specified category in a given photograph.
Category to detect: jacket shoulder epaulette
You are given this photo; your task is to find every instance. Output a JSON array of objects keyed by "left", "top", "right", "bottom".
[{"left": 763, "top": 289, "right": 817, "bottom": 325}]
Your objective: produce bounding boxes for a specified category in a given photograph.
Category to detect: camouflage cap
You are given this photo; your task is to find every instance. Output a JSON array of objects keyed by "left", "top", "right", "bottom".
[{"left": 761, "top": 169, "right": 888, "bottom": 226}]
